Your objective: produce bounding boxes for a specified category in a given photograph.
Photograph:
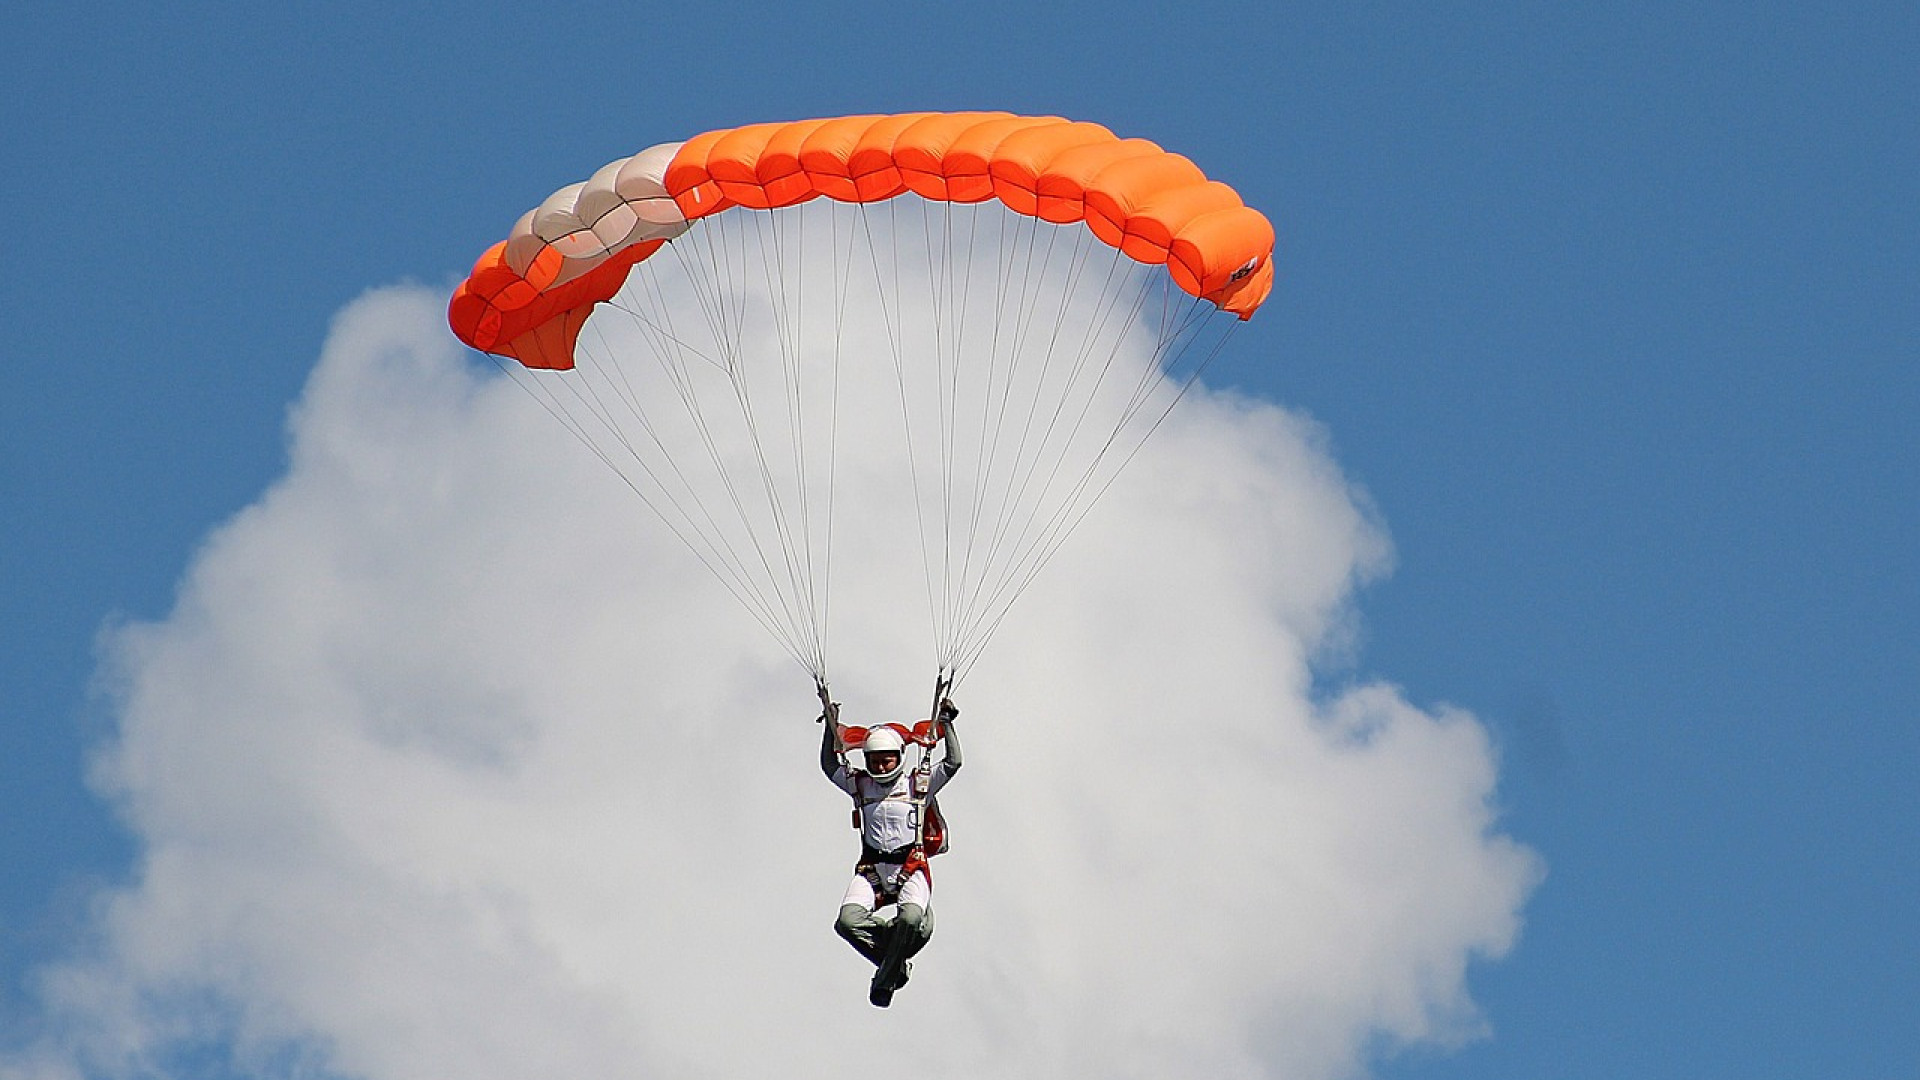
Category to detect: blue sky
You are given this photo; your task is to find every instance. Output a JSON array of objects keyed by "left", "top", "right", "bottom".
[{"left": 4, "top": 2, "right": 1916, "bottom": 1077}]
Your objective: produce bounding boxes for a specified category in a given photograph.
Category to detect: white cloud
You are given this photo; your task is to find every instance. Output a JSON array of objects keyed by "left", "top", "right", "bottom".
[{"left": 9, "top": 280, "right": 1539, "bottom": 1080}]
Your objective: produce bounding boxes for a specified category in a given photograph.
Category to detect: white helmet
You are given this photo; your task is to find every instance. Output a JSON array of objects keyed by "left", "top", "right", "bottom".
[{"left": 861, "top": 727, "right": 907, "bottom": 783}]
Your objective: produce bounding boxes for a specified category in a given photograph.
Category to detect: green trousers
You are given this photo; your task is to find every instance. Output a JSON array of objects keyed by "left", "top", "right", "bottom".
[{"left": 836, "top": 902, "right": 933, "bottom": 968}]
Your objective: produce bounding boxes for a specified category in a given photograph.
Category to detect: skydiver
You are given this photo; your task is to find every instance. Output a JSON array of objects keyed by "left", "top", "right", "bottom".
[{"left": 818, "top": 690, "right": 962, "bottom": 1007}]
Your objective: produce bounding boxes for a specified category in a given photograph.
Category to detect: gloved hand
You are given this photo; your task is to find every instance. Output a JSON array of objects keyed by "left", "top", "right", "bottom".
[{"left": 938, "top": 697, "right": 959, "bottom": 723}]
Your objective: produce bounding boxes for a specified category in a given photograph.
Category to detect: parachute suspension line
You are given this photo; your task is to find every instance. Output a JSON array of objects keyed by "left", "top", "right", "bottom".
[
  {"left": 691, "top": 210, "right": 830, "bottom": 678},
  {"left": 597, "top": 288, "right": 783, "bottom": 614},
  {"left": 949, "top": 200, "right": 1023, "bottom": 666},
  {"left": 948, "top": 302, "right": 1240, "bottom": 681},
  {"left": 916, "top": 200, "right": 947, "bottom": 652},
  {"left": 923, "top": 201, "right": 1043, "bottom": 668},
  {"left": 599, "top": 268, "right": 728, "bottom": 372},
  {"left": 938, "top": 207, "right": 1053, "bottom": 667},
  {"left": 970, "top": 205, "right": 1025, "bottom": 531},
  {"left": 985, "top": 214, "right": 1060, "bottom": 494},
  {"left": 1110, "top": 280, "right": 1218, "bottom": 438},
  {"left": 940, "top": 229, "right": 1127, "bottom": 656},
  {"left": 1034, "top": 296, "right": 1234, "bottom": 554},
  {"left": 947, "top": 246, "right": 1234, "bottom": 680},
  {"left": 947, "top": 204, "right": 991, "bottom": 643},
  {"left": 789, "top": 205, "right": 833, "bottom": 679},
  {"left": 945, "top": 206, "right": 1033, "bottom": 665},
  {"left": 807, "top": 202, "right": 845, "bottom": 679},
  {"left": 717, "top": 208, "right": 754, "bottom": 367},
  {"left": 581, "top": 220, "right": 835, "bottom": 679},
  {"left": 890, "top": 193, "right": 960, "bottom": 664},
  {"left": 600, "top": 364, "right": 823, "bottom": 669},
  {"left": 970, "top": 220, "right": 1086, "bottom": 557},
  {"left": 648, "top": 242, "right": 823, "bottom": 673},
  {"left": 593, "top": 269, "right": 826, "bottom": 675},
  {"left": 928, "top": 201, "right": 990, "bottom": 660},
  {"left": 484, "top": 345, "right": 816, "bottom": 675},
  {"left": 752, "top": 207, "right": 830, "bottom": 675},
  {"left": 932, "top": 203, "right": 956, "bottom": 654},
  {"left": 848, "top": 201, "right": 1171, "bottom": 677},
  {"left": 936, "top": 201, "right": 983, "bottom": 659},
  {"left": 984, "top": 243, "right": 1145, "bottom": 545},
  {"left": 673, "top": 211, "right": 735, "bottom": 368},
  {"left": 904, "top": 195, "right": 954, "bottom": 667},
  {"left": 793, "top": 202, "right": 828, "bottom": 678},
  {"left": 925, "top": 198, "right": 981, "bottom": 668},
  {"left": 631, "top": 254, "right": 810, "bottom": 656},
  {"left": 814, "top": 198, "right": 867, "bottom": 683},
  {"left": 860, "top": 199, "right": 947, "bottom": 669},
  {"left": 750, "top": 208, "right": 814, "bottom": 672},
  {"left": 949, "top": 259, "right": 1166, "bottom": 656},
  {"left": 925, "top": 199, "right": 960, "bottom": 657},
  {"left": 1109, "top": 272, "right": 1187, "bottom": 421}
]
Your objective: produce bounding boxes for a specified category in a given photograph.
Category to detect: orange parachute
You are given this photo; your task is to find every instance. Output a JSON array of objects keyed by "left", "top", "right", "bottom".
[
  {"left": 449, "top": 112, "right": 1277, "bottom": 685},
  {"left": 450, "top": 112, "right": 1273, "bottom": 370}
]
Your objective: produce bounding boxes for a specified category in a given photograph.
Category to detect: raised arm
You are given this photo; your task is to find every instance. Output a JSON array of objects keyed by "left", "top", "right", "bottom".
[
  {"left": 818, "top": 682, "right": 844, "bottom": 779},
  {"left": 937, "top": 698, "right": 963, "bottom": 773},
  {"left": 820, "top": 714, "right": 844, "bottom": 779}
]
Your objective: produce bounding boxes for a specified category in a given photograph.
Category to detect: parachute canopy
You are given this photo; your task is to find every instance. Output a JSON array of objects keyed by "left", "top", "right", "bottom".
[
  {"left": 450, "top": 112, "right": 1274, "bottom": 369},
  {"left": 449, "top": 112, "right": 1276, "bottom": 685}
]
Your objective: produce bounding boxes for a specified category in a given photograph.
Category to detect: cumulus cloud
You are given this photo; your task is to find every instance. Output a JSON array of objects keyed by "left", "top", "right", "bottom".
[{"left": 9, "top": 281, "right": 1538, "bottom": 1080}]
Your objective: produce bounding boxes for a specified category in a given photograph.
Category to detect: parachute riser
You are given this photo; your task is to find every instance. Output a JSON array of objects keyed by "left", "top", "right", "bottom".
[
  {"left": 913, "top": 669, "right": 953, "bottom": 851},
  {"left": 928, "top": 668, "right": 954, "bottom": 728},
  {"left": 815, "top": 675, "right": 839, "bottom": 727}
]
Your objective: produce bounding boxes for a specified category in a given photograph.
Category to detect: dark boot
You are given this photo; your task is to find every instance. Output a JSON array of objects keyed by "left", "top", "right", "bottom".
[
  {"left": 868, "top": 903, "right": 927, "bottom": 1006},
  {"left": 868, "top": 968, "right": 897, "bottom": 1008}
]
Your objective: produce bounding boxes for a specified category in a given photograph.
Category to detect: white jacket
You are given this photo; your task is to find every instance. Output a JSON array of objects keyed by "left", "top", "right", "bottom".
[{"left": 828, "top": 750, "right": 956, "bottom": 855}]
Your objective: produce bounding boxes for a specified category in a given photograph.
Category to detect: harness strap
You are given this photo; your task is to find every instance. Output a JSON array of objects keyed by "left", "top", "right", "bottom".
[
  {"left": 857, "top": 862, "right": 894, "bottom": 902},
  {"left": 861, "top": 840, "right": 917, "bottom": 863},
  {"left": 854, "top": 848, "right": 932, "bottom": 903}
]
